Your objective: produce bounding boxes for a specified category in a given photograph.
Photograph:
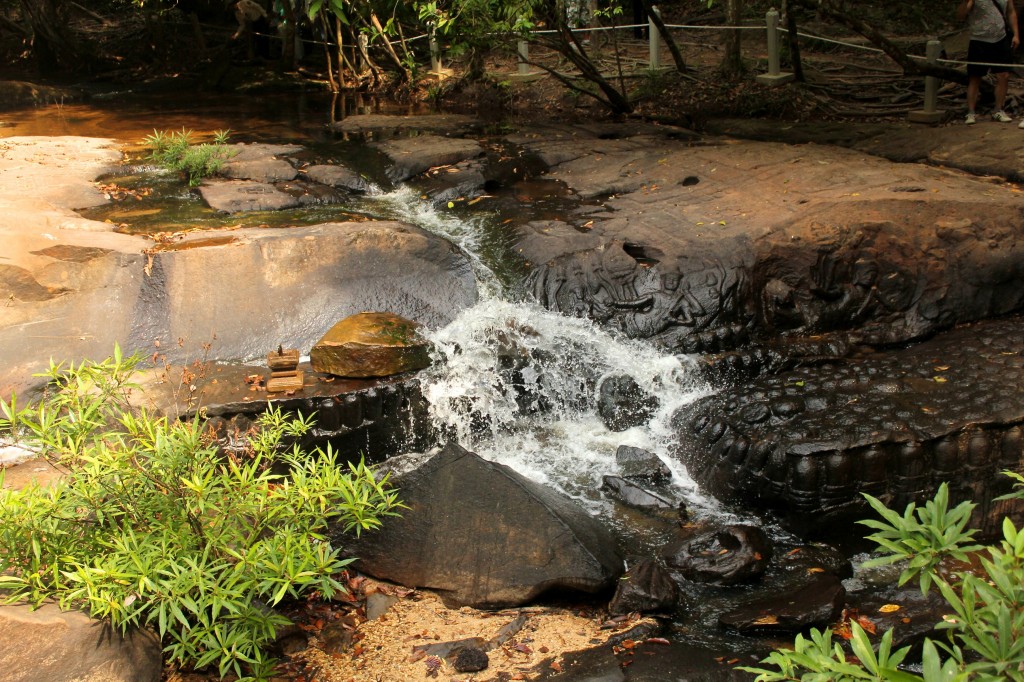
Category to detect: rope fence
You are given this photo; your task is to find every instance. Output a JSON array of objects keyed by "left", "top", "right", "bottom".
[{"left": 224, "top": 6, "right": 1001, "bottom": 120}]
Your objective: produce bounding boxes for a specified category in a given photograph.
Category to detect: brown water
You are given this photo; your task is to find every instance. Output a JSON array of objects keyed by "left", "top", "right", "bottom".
[{"left": 0, "top": 91, "right": 410, "bottom": 143}]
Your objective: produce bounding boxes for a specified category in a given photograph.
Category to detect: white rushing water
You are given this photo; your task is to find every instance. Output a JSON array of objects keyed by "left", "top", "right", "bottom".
[{"left": 376, "top": 187, "right": 725, "bottom": 516}]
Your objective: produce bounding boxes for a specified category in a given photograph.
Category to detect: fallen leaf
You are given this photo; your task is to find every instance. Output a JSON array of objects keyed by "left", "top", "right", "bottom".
[
  {"left": 752, "top": 615, "right": 778, "bottom": 625},
  {"left": 878, "top": 604, "right": 901, "bottom": 613},
  {"left": 807, "top": 567, "right": 825, "bottom": 574}
]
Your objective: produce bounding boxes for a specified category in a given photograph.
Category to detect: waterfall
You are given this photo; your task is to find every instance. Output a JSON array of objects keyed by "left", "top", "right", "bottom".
[{"left": 370, "top": 188, "right": 724, "bottom": 516}]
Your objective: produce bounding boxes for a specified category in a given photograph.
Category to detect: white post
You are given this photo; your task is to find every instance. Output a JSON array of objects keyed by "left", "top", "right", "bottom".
[
  {"left": 518, "top": 40, "right": 530, "bottom": 75},
  {"left": 908, "top": 39, "right": 944, "bottom": 122},
  {"left": 766, "top": 8, "right": 781, "bottom": 77},
  {"left": 755, "top": 8, "right": 795, "bottom": 85},
  {"left": 648, "top": 5, "right": 661, "bottom": 70}
]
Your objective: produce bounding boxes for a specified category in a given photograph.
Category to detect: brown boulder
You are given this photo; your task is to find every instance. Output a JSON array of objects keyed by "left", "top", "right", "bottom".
[
  {"left": 0, "top": 603, "right": 162, "bottom": 682},
  {"left": 310, "top": 312, "right": 432, "bottom": 378}
]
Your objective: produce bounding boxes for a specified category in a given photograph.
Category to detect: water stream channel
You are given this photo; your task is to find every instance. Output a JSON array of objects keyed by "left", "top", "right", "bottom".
[{"left": 4, "top": 92, "right": 898, "bottom": 678}]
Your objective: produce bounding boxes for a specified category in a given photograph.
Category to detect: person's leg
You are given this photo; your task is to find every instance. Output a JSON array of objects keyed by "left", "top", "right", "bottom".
[
  {"left": 968, "top": 75, "right": 982, "bottom": 114},
  {"left": 995, "top": 71, "right": 1010, "bottom": 112}
]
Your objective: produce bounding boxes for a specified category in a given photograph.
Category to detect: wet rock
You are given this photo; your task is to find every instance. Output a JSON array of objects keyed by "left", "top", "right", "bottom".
[
  {"left": 844, "top": 583, "right": 949, "bottom": 653},
  {"left": 198, "top": 179, "right": 300, "bottom": 213},
  {"left": 663, "top": 525, "right": 772, "bottom": 585},
  {"left": 310, "top": 312, "right": 432, "bottom": 378},
  {"left": 305, "top": 164, "right": 372, "bottom": 193},
  {"left": 602, "top": 476, "right": 675, "bottom": 511},
  {"left": 0, "top": 603, "right": 162, "bottom": 682},
  {"left": 719, "top": 572, "right": 845, "bottom": 634},
  {"left": 607, "top": 558, "right": 680, "bottom": 615},
  {"left": 373, "top": 135, "right": 484, "bottom": 183},
  {"left": 341, "top": 442, "right": 623, "bottom": 608},
  {"left": 541, "top": 639, "right": 758, "bottom": 681},
  {"left": 415, "top": 158, "right": 487, "bottom": 204},
  {"left": 597, "top": 374, "right": 660, "bottom": 432},
  {"left": 776, "top": 544, "right": 853, "bottom": 580},
  {"left": 221, "top": 157, "right": 297, "bottom": 183},
  {"left": 615, "top": 445, "right": 672, "bottom": 484},
  {"left": 673, "top": 315, "right": 1024, "bottom": 538},
  {"left": 331, "top": 113, "right": 481, "bottom": 137},
  {"left": 451, "top": 646, "right": 489, "bottom": 673}
]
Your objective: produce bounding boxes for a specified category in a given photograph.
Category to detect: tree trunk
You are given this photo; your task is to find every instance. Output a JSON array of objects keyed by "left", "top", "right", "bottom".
[
  {"left": 782, "top": 0, "right": 804, "bottom": 82},
  {"left": 20, "top": 0, "right": 82, "bottom": 74},
  {"left": 278, "top": 0, "right": 297, "bottom": 70},
  {"left": 720, "top": 0, "right": 744, "bottom": 78}
]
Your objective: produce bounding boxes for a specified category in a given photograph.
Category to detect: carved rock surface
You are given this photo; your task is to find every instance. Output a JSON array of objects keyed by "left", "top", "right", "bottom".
[
  {"left": 310, "top": 312, "right": 432, "bottom": 378},
  {"left": 673, "top": 315, "right": 1024, "bottom": 537},
  {"left": 341, "top": 442, "right": 623, "bottom": 608},
  {"left": 662, "top": 525, "right": 772, "bottom": 585},
  {"left": 0, "top": 603, "right": 162, "bottom": 682},
  {"left": 515, "top": 125, "right": 1024, "bottom": 353}
]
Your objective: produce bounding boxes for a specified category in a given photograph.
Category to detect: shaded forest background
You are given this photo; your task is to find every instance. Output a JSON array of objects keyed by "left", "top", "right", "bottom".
[{"left": 0, "top": 0, "right": 1013, "bottom": 122}]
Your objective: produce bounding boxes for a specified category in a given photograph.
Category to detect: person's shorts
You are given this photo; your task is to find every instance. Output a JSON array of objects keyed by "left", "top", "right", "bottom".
[{"left": 968, "top": 36, "right": 1013, "bottom": 77}]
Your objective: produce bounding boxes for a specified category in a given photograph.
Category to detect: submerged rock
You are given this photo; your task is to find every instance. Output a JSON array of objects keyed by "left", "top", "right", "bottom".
[
  {"left": 719, "top": 572, "right": 845, "bottom": 634},
  {"left": 310, "top": 312, "right": 432, "bottom": 378},
  {"left": 340, "top": 442, "right": 623, "bottom": 608},
  {"left": 602, "top": 475, "right": 675, "bottom": 511}
]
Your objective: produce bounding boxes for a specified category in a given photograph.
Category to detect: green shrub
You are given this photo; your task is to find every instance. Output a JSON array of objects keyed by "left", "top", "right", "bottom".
[
  {"left": 0, "top": 347, "right": 402, "bottom": 680},
  {"left": 143, "top": 128, "right": 235, "bottom": 187},
  {"left": 741, "top": 480, "right": 1024, "bottom": 682}
]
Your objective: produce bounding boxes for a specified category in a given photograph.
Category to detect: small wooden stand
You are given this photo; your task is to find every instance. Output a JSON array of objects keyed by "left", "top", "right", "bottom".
[{"left": 266, "top": 347, "right": 303, "bottom": 394}]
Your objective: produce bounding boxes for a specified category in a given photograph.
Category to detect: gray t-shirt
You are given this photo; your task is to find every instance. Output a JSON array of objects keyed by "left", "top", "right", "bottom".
[{"left": 971, "top": 0, "right": 1009, "bottom": 43}]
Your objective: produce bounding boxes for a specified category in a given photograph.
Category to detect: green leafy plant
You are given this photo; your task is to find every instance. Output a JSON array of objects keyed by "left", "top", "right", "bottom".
[
  {"left": 0, "top": 348, "right": 402, "bottom": 680},
  {"left": 741, "top": 480, "right": 1024, "bottom": 682},
  {"left": 142, "top": 128, "right": 236, "bottom": 187}
]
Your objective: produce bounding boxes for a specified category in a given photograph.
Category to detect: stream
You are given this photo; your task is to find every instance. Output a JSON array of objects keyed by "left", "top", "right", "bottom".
[{"left": 3, "top": 92, "right": 885, "bottom": 677}]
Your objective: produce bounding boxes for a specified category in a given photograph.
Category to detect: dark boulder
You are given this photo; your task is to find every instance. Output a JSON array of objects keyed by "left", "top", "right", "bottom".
[
  {"left": 663, "top": 525, "right": 772, "bottom": 585},
  {"left": 340, "top": 442, "right": 623, "bottom": 608},
  {"left": 607, "top": 558, "right": 680, "bottom": 616},
  {"left": 597, "top": 374, "right": 660, "bottom": 432},
  {"left": 718, "top": 572, "right": 846, "bottom": 634},
  {"left": 615, "top": 445, "right": 672, "bottom": 484}
]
